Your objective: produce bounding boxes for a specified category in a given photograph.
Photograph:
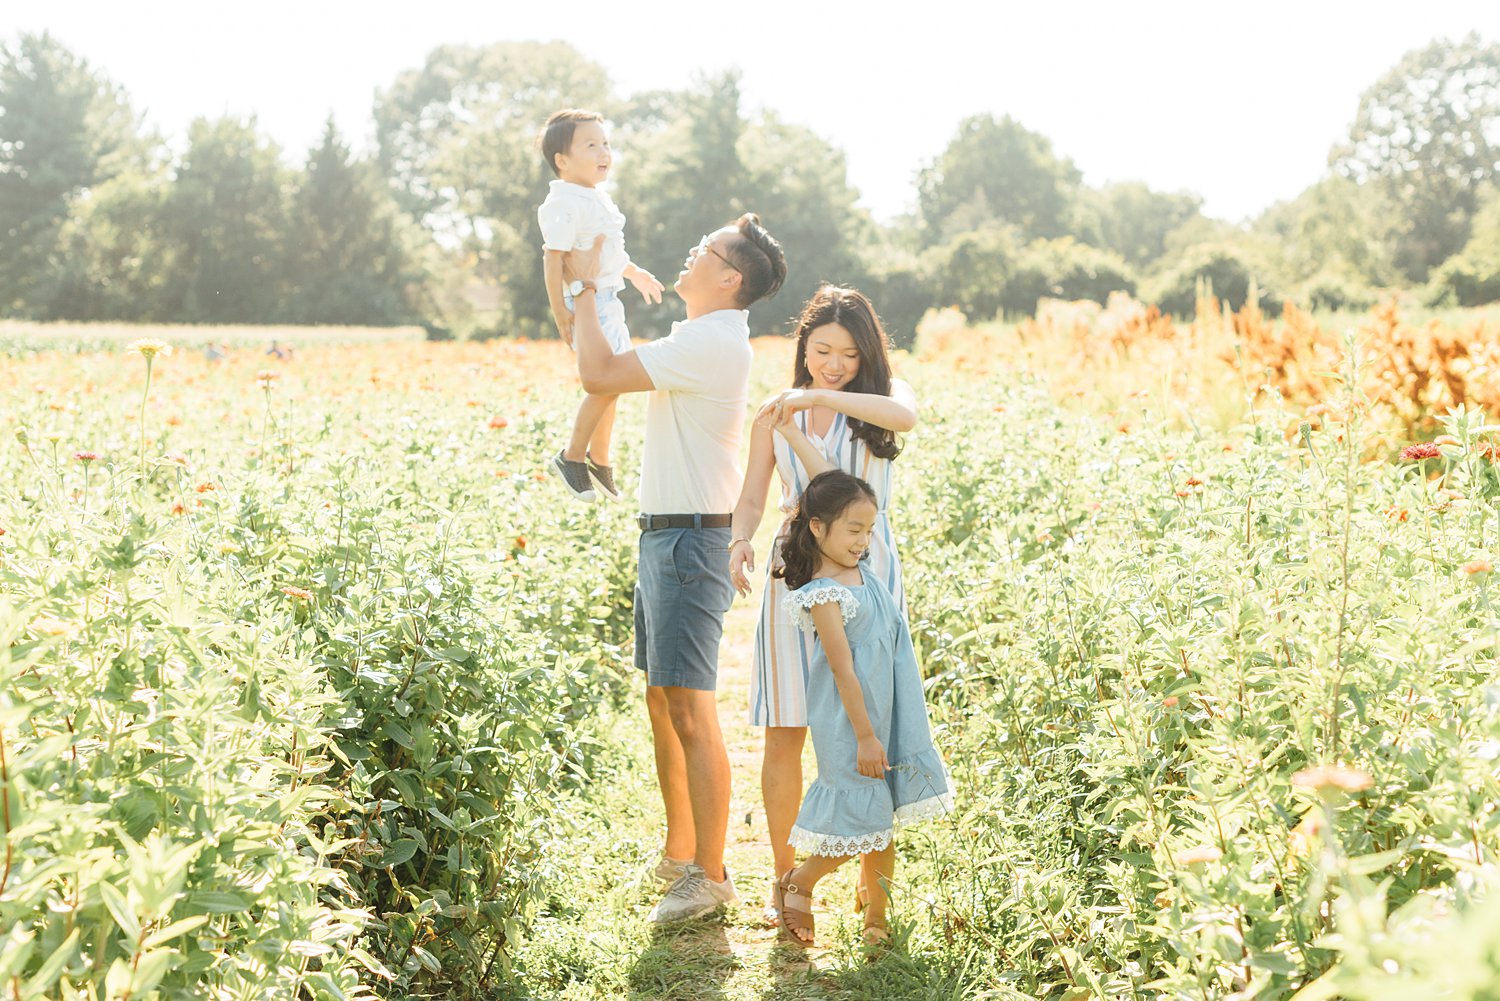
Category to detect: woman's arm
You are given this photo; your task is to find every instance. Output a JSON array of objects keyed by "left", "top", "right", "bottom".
[
  {"left": 729, "top": 423, "right": 777, "bottom": 597},
  {"left": 756, "top": 378, "right": 920, "bottom": 433},
  {"left": 811, "top": 601, "right": 888, "bottom": 778}
]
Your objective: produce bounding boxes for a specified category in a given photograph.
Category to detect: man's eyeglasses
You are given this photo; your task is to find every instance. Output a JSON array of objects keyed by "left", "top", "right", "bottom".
[{"left": 694, "top": 235, "right": 742, "bottom": 274}]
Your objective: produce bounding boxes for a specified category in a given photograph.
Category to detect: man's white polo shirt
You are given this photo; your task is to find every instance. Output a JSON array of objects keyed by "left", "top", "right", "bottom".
[{"left": 635, "top": 309, "right": 753, "bottom": 515}]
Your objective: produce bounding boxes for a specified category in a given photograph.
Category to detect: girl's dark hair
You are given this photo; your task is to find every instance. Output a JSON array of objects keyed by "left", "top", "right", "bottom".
[
  {"left": 540, "top": 109, "right": 604, "bottom": 176},
  {"left": 791, "top": 285, "right": 902, "bottom": 460},
  {"left": 725, "top": 212, "right": 787, "bottom": 308},
  {"left": 773, "top": 470, "right": 878, "bottom": 591}
]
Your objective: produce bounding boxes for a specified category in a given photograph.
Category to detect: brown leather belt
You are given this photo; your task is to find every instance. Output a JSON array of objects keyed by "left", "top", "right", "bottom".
[{"left": 637, "top": 513, "right": 733, "bottom": 531}]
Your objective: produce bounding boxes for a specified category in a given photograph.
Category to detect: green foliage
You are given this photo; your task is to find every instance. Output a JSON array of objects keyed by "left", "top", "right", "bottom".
[
  {"left": 1144, "top": 243, "right": 1280, "bottom": 315},
  {"left": 925, "top": 224, "right": 1018, "bottom": 323},
  {"left": 917, "top": 114, "right": 1083, "bottom": 247},
  {"left": 0, "top": 32, "right": 143, "bottom": 318},
  {"left": 1253, "top": 175, "right": 1399, "bottom": 290},
  {"left": 1427, "top": 190, "right": 1500, "bottom": 306},
  {"left": 284, "top": 120, "right": 433, "bottom": 325},
  {"left": 1083, "top": 181, "right": 1206, "bottom": 269},
  {"left": 1331, "top": 33, "right": 1500, "bottom": 281},
  {"left": 1001, "top": 236, "right": 1136, "bottom": 315},
  {"left": 0, "top": 338, "right": 637, "bottom": 998}
]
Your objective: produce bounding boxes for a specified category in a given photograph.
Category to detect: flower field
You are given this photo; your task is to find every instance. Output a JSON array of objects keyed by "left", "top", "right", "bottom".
[{"left": 6, "top": 321, "right": 1500, "bottom": 999}]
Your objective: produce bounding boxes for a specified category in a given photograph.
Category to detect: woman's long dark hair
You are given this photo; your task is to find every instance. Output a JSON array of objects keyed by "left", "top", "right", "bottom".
[
  {"left": 791, "top": 285, "right": 902, "bottom": 460},
  {"left": 773, "top": 471, "right": 878, "bottom": 591}
]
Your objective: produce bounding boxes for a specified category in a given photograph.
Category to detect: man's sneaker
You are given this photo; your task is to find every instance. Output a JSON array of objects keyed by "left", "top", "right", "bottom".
[
  {"left": 585, "top": 453, "right": 622, "bottom": 502},
  {"left": 647, "top": 863, "right": 740, "bottom": 923},
  {"left": 653, "top": 855, "right": 691, "bottom": 887},
  {"left": 550, "top": 449, "right": 596, "bottom": 503}
]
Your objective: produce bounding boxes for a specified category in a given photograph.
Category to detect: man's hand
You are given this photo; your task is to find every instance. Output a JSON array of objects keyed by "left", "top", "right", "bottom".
[
  {"left": 627, "top": 266, "right": 664, "bottom": 305},
  {"left": 562, "top": 234, "right": 605, "bottom": 284},
  {"left": 553, "top": 311, "right": 575, "bottom": 347}
]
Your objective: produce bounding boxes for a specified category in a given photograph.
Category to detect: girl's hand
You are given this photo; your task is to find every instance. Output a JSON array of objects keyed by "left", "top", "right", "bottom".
[
  {"left": 856, "top": 735, "right": 889, "bottom": 778},
  {"left": 728, "top": 539, "right": 756, "bottom": 597},
  {"left": 755, "top": 389, "right": 819, "bottom": 428},
  {"left": 627, "top": 267, "right": 664, "bottom": 305}
]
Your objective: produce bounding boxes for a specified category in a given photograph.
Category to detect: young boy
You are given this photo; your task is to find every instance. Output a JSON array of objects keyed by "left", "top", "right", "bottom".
[{"left": 538, "top": 108, "right": 663, "bottom": 503}]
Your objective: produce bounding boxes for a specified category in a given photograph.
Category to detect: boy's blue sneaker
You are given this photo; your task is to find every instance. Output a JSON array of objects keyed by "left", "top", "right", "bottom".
[
  {"left": 550, "top": 449, "right": 597, "bottom": 503},
  {"left": 586, "top": 453, "right": 621, "bottom": 502}
]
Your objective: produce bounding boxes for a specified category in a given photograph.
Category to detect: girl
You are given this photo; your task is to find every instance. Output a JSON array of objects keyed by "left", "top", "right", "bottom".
[
  {"left": 728, "top": 285, "right": 919, "bottom": 924},
  {"left": 771, "top": 470, "right": 952, "bottom": 947}
]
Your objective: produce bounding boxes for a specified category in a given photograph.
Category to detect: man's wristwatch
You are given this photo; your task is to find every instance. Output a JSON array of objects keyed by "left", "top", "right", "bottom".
[{"left": 566, "top": 279, "right": 597, "bottom": 297}]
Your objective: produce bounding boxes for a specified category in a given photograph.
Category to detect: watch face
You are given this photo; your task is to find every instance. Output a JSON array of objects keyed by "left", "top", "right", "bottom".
[{"left": 567, "top": 280, "right": 582, "bottom": 296}]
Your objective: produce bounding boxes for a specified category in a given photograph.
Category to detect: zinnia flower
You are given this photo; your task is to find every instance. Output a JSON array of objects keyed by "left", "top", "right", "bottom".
[
  {"left": 488, "top": 416, "right": 510, "bottom": 429},
  {"left": 256, "top": 370, "right": 280, "bottom": 389},
  {"left": 73, "top": 451, "right": 99, "bottom": 462},
  {"left": 281, "top": 586, "right": 314, "bottom": 601},
  {"left": 1174, "top": 845, "right": 1223, "bottom": 865},
  {"left": 1463, "top": 559, "right": 1493, "bottom": 575},
  {"left": 125, "top": 338, "right": 172, "bottom": 360},
  {"left": 1399, "top": 442, "right": 1441, "bottom": 461},
  {"left": 1292, "top": 764, "right": 1373, "bottom": 793}
]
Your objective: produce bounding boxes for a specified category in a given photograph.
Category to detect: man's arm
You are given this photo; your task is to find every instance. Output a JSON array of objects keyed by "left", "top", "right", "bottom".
[{"left": 565, "top": 236, "right": 655, "bottom": 395}]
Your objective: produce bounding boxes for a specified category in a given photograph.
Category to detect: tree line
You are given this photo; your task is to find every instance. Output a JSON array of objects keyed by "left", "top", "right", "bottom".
[{"left": 2, "top": 32, "right": 1497, "bottom": 345}]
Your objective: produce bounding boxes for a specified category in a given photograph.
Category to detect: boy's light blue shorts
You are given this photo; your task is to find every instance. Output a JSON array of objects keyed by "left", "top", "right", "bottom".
[{"left": 564, "top": 286, "right": 631, "bottom": 355}]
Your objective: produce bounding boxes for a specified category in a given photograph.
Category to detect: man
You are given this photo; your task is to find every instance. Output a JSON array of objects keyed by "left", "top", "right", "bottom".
[{"left": 562, "top": 214, "right": 787, "bottom": 921}]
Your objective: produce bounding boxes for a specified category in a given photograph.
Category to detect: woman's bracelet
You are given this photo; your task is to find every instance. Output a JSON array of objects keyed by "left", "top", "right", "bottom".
[{"left": 730, "top": 537, "right": 752, "bottom": 548}]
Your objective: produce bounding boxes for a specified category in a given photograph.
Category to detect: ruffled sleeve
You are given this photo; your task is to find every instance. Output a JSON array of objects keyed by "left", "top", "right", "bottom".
[{"left": 782, "top": 583, "right": 859, "bottom": 633}]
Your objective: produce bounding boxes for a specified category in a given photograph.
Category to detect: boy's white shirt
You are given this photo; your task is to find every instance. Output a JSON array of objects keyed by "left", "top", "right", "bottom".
[
  {"left": 537, "top": 179, "right": 629, "bottom": 291},
  {"left": 634, "top": 308, "right": 753, "bottom": 514}
]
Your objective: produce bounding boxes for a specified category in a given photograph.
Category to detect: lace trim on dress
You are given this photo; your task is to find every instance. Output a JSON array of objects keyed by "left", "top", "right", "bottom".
[
  {"left": 788, "top": 824, "right": 893, "bottom": 857},
  {"left": 783, "top": 585, "right": 859, "bottom": 632},
  {"left": 894, "top": 789, "right": 955, "bottom": 827}
]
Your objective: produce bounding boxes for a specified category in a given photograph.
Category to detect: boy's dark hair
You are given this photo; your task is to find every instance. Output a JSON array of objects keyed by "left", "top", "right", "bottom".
[
  {"left": 790, "top": 285, "right": 903, "bottom": 460},
  {"left": 773, "top": 470, "right": 877, "bottom": 592},
  {"left": 724, "top": 213, "right": 787, "bottom": 308},
  {"left": 540, "top": 109, "right": 604, "bottom": 176}
]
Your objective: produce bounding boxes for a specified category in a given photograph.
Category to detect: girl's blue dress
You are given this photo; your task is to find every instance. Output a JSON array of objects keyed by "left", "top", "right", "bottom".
[{"left": 783, "top": 572, "right": 954, "bottom": 856}]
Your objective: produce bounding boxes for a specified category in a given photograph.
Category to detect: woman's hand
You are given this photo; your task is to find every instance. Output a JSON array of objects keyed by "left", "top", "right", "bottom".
[
  {"left": 755, "top": 388, "right": 821, "bottom": 429},
  {"left": 562, "top": 234, "right": 605, "bottom": 284},
  {"left": 856, "top": 735, "right": 889, "bottom": 778},
  {"left": 729, "top": 539, "right": 756, "bottom": 598}
]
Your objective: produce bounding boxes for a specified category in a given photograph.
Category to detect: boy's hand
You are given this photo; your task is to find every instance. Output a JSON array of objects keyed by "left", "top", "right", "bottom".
[
  {"left": 627, "top": 267, "right": 664, "bottom": 305},
  {"left": 562, "top": 234, "right": 605, "bottom": 284},
  {"left": 856, "top": 735, "right": 889, "bottom": 778},
  {"left": 554, "top": 311, "right": 574, "bottom": 347}
]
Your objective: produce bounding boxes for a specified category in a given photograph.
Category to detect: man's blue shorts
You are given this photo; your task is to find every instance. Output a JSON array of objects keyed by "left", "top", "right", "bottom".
[{"left": 634, "top": 525, "right": 733, "bottom": 691}]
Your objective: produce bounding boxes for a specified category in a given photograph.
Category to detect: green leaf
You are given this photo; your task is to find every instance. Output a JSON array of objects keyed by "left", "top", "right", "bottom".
[
  {"left": 187, "top": 890, "right": 253, "bottom": 913},
  {"left": 143, "top": 914, "right": 210, "bottom": 948},
  {"left": 379, "top": 838, "right": 419, "bottom": 867},
  {"left": 99, "top": 881, "right": 141, "bottom": 941}
]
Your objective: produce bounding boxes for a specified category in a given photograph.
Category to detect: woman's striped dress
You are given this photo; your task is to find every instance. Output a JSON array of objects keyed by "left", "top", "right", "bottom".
[{"left": 749, "top": 409, "right": 905, "bottom": 727}]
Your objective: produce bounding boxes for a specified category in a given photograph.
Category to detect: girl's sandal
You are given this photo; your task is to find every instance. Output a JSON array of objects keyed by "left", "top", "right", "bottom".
[
  {"left": 774, "top": 873, "right": 816, "bottom": 948},
  {"left": 853, "top": 874, "right": 868, "bottom": 914}
]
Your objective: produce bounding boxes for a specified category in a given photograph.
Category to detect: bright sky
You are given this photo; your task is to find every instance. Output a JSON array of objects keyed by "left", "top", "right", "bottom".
[{"left": 11, "top": 1, "right": 1500, "bottom": 223}]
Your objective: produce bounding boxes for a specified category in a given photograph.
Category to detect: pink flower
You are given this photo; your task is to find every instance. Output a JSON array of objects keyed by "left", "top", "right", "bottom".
[
  {"left": 1399, "top": 442, "right": 1441, "bottom": 461},
  {"left": 73, "top": 451, "right": 99, "bottom": 462},
  {"left": 1292, "top": 764, "right": 1373, "bottom": 793},
  {"left": 1174, "top": 845, "right": 1223, "bottom": 865}
]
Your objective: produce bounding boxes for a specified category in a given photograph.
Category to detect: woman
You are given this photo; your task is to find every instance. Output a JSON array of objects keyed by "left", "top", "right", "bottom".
[{"left": 728, "top": 285, "right": 919, "bottom": 924}]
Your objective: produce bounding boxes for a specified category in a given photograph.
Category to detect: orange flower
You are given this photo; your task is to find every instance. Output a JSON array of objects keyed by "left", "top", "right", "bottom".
[
  {"left": 1434, "top": 434, "right": 1461, "bottom": 447},
  {"left": 1463, "top": 559, "right": 1493, "bottom": 575},
  {"left": 195, "top": 481, "right": 218, "bottom": 493},
  {"left": 488, "top": 416, "right": 510, "bottom": 429},
  {"left": 169, "top": 500, "right": 187, "bottom": 516},
  {"left": 514, "top": 535, "right": 527, "bottom": 550},
  {"left": 281, "top": 586, "right": 314, "bottom": 601},
  {"left": 1174, "top": 845, "right": 1223, "bottom": 865},
  {"left": 1292, "top": 764, "right": 1373, "bottom": 793},
  {"left": 1162, "top": 696, "right": 1179, "bottom": 708},
  {"left": 1384, "top": 506, "right": 1408, "bottom": 522}
]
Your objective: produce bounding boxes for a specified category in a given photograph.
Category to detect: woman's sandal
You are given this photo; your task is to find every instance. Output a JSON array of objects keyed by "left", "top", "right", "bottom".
[
  {"left": 861, "top": 922, "right": 892, "bottom": 954},
  {"left": 854, "top": 874, "right": 868, "bottom": 914},
  {"left": 774, "top": 872, "right": 816, "bottom": 948}
]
